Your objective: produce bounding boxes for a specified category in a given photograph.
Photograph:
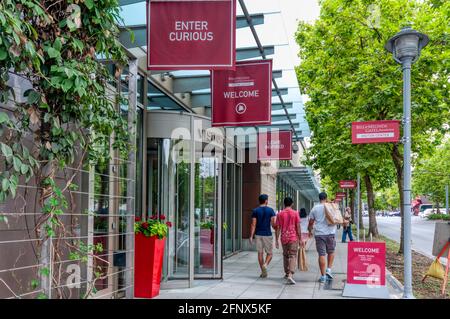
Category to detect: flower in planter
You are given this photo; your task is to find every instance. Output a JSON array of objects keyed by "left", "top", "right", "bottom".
[
  {"left": 160, "top": 215, "right": 166, "bottom": 220},
  {"left": 135, "top": 214, "right": 171, "bottom": 239}
]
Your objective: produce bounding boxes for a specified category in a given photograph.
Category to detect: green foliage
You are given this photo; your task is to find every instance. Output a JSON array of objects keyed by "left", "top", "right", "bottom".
[
  {"left": 0, "top": 0, "right": 129, "bottom": 202},
  {"left": 413, "top": 137, "right": 450, "bottom": 204},
  {"left": 427, "top": 213, "right": 450, "bottom": 220},
  {"left": 374, "top": 185, "right": 401, "bottom": 210},
  {"left": 296, "top": 0, "right": 449, "bottom": 214},
  {"left": 0, "top": 0, "right": 131, "bottom": 299},
  {"left": 200, "top": 221, "right": 214, "bottom": 230},
  {"left": 135, "top": 216, "right": 172, "bottom": 239},
  {"left": 69, "top": 241, "right": 103, "bottom": 263}
]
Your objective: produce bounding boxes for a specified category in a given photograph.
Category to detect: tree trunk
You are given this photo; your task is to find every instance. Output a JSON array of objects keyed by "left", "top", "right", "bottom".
[
  {"left": 392, "top": 144, "right": 404, "bottom": 254},
  {"left": 359, "top": 190, "right": 364, "bottom": 230},
  {"left": 364, "top": 174, "right": 379, "bottom": 237},
  {"left": 350, "top": 189, "right": 355, "bottom": 223}
]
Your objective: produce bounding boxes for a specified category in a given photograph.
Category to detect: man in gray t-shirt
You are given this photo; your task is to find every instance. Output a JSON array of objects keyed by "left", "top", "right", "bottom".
[{"left": 308, "top": 192, "right": 337, "bottom": 283}]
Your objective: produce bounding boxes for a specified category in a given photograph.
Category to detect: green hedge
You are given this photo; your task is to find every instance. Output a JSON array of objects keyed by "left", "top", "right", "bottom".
[{"left": 427, "top": 213, "right": 450, "bottom": 220}]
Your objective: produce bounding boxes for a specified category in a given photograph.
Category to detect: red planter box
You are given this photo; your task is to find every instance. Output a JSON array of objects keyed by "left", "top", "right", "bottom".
[
  {"left": 200, "top": 228, "right": 214, "bottom": 269},
  {"left": 134, "top": 234, "right": 165, "bottom": 298}
]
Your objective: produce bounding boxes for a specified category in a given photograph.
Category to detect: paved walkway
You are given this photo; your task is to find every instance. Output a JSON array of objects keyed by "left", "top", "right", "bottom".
[{"left": 155, "top": 235, "right": 402, "bottom": 299}]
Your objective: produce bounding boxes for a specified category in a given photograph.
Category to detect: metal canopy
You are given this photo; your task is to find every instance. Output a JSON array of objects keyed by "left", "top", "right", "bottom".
[
  {"left": 278, "top": 167, "right": 320, "bottom": 201},
  {"left": 272, "top": 102, "right": 292, "bottom": 111},
  {"left": 187, "top": 87, "right": 289, "bottom": 108},
  {"left": 169, "top": 69, "right": 282, "bottom": 93},
  {"left": 119, "top": 13, "right": 265, "bottom": 48}
]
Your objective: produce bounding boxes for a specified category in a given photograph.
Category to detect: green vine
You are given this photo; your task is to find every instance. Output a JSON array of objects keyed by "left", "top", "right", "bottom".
[{"left": 0, "top": 0, "right": 130, "bottom": 299}]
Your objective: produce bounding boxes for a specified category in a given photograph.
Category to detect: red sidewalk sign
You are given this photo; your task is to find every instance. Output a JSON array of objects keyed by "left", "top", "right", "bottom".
[
  {"left": 336, "top": 192, "right": 346, "bottom": 198},
  {"left": 257, "top": 130, "right": 292, "bottom": 160},
  {"left": 339, "top": 180, "right": 356, "bottom": 189},
  {"left": 147, "top": 0, "right": 236, "bottom": 70},
  {"left": 212, "top": 60, "right": 272, "bottom": 127},
  {"left": 352, "top": 120, "right": 400, "bottom": 144},
  {"left": 347, "top": 242, "right": 386, "bottom": 286}
]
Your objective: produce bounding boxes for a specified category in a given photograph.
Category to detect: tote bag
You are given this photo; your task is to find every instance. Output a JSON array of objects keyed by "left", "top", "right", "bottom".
[{"left": 324, "top": 202, "right": 343, "bottom": 225}]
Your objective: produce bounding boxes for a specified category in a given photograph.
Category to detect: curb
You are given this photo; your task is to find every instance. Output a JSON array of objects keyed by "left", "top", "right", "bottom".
[{"left": 385, "top": 268, "right": 404, "bottom": 298}]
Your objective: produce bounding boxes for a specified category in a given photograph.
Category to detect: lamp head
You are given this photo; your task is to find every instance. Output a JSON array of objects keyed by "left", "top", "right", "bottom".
[
  {"left": 385, "top": 26, "right": 429, "bottom": 64},
  {"left": 292, "top": 143, "right": 299, "bottom": 154}
]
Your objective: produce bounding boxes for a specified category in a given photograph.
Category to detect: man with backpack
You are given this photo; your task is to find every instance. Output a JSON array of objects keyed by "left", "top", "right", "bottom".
[
  {"left": 249, "top": 194, "right": 276, "bottom": 278},
  {"left": 308, "top": 192, "right": 337, "bottom": 283}
]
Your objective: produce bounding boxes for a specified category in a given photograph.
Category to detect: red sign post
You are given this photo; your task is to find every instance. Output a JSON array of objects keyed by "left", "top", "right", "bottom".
[
  {"left": 352, "top": 120, "right": 400, "bottom": 144},
  {"left": 339, "top": 180, "right": 356, "bottom": 189},
  {"left": 347, "top": 242, "right": 386, "bottom": 286},
  {"left": 336, "top": 192, "right": 346, "bottom": 198},
  {"left": 148, "top": 0, "right": 236, "bottom": 70},
  {"left": 257, "top": 131, "right": 292, "bottom": 160},
  {"left": 212, "top": 60, "right": 272, "bottom": 127}
]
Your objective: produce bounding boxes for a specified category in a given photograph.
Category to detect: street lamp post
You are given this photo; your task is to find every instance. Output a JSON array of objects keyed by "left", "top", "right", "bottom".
[{"left": 385, "top": 26, "right": 429, "bottom": 299}]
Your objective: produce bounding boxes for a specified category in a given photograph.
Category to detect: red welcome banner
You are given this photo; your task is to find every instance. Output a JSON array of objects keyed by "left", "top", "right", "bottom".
[
  {"left": 352, "top": 120, "right": 400, "bottom": 144},
  {"left": 339, "top": 180, "right": 356, "bottom": 189},
  {"left": 347, "top": 242, "right": 386, "bottom": 286},
  {"left": 148, "top": 0, "right": 236, "bottom": 70},
  {"left": 257, "top": 130, "right": 292, "bottom": 160},
  {"left": 212, "top": 60, "right": 272, "bottom": 127}
]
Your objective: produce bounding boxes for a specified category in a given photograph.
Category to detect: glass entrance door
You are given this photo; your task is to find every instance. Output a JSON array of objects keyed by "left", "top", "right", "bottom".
[{"left": 194, "top": 156, "right": 221, "bottom": 277}]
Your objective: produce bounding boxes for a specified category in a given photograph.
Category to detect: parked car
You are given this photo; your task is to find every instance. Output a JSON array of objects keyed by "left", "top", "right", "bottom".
[
  {"left": 419, "top": 204, "right": 433, "bottom": 215},
  {"left": 387, "top": 210, "right": 401, "bottom": 217},
  {"left": 362, "top": 210, "right": 369, "bottom": 217}
]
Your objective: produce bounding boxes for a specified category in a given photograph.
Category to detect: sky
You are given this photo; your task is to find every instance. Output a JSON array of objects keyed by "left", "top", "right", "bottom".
[{"left": 277, "top": 0, "right": 320, "bottom": 65}]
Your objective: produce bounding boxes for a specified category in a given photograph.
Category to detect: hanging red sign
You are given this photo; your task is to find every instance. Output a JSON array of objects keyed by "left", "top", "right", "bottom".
[
  {"left": 212, "top": 60, "right": 272, "bottom": 127},
  {"left": 339, "top": 180, "right": 356, "bottom": 189},
  {"left": 336, "top": 192, "right": 346, "bottom": 198},
  {"left": 257, "top": 130, "right": 292, "bottom": 160},
  {"left": 147, "top": 0, "right": 236, "bottom": 70},
  {"left": 347, "top": 242, "right": 386, "bottom": 286},
  {"left": 352, "top": 120, "right": 400, "bottom": 144}
]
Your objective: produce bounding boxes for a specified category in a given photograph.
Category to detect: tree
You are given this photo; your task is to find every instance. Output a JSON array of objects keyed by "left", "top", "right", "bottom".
[
  {"left": 413, "top": 136, "right": 450, "bottom": 211},
  {"left": 296, "top": 0, "right": 449, "bottom": 252}
]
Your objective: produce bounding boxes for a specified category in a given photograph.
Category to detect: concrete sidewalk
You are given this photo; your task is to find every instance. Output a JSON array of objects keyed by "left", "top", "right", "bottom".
[{"left": 155, "top": 235, "right": 402, "bottom": 299}]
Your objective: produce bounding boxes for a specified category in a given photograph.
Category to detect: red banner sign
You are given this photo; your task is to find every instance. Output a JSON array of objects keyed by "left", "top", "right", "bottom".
[
  {"left": 257, "top": 131, "right": 292, "bottom": 160},
  {"left": 347, "top": 242, "right": 386, "bottom": 286},
  {"left": 339, "top": 180, "right": 356, "bottom": 189},
  {"left": 212, "top": 60, "right": 272, "bottom": 127},
  {"left": 336, "top": 192, "right": 346, "bottom": 198},
  {"left": 352, "top": 120, "right": 400, "bottom": 144},
  {"left": 148, "top": 0, "right": 236, "bottom": 70}
]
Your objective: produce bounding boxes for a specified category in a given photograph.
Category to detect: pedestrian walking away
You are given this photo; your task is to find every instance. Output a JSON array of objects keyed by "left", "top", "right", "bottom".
[
  {"left": 342, "top": 207, "right": 354, "bottom": 243},
  {"left": 308, "top": 192, "right": 337, "bottom": 283},
  {"left": 249, "top": 194, "right": 276, "bottom": 278},
  {"left": 299, "top": 208, "right": 311, "bottom": 249},
  {"left": 275, "top": 197, "right": 303, "bottom": 285}
]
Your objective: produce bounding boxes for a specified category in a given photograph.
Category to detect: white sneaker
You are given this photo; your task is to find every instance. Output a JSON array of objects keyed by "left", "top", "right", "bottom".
[
  {"left": 326, "top": 268, "right": 333, "bottom": 279},
  {"left": 286, "top": 276, "right": 296, "bottom": 285}
]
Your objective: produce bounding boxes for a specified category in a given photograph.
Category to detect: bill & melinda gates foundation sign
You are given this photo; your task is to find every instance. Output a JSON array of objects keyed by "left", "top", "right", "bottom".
[
  {"left": 212, "top": 60, "right": 272, "bottom": 127},
  {"left": 147, "top": 0, "right": 236, "bottom": 70},
  {"left": 339, "top": 180, "right": 356, "bottom": 189},
  {"left": 352, "top": 120, "right": 400, "bottom": 144},
  {"left": 257, "top": 131, "right": 292, "bottom": 161}
]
